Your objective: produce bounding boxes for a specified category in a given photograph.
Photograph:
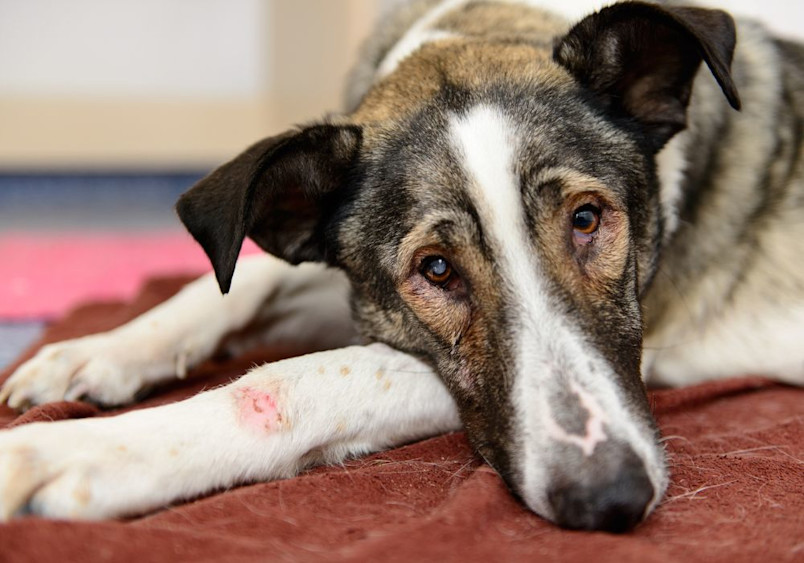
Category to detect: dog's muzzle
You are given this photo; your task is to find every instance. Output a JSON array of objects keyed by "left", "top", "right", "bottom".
[{"left": 511, "top": 360, "right": 665, "bottom": 532}]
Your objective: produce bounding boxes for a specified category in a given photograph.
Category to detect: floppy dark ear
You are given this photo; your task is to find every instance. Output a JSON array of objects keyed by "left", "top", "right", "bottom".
[
  {"left": 554, "top": 1, "right": 741, "bottom": 151},
  {"left": 176, "top": 124, "right": 361, "bottom": 293}
]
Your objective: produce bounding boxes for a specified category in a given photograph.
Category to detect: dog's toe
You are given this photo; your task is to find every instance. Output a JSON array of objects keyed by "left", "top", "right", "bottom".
[
  {"left": 0, "top": 423, "right": 143, "bottom": 521},
  {"left": 1, "top": 337, "right": 144, "bottom": 410},
  {"left": 0, "top": 438, "right": 54, "bottom": 521},
  {"left": 64, "top": 358, "right": 143, "bottom": 407},
  {"left": 2, "top": 343, "right": 90, "bottom": 409}
]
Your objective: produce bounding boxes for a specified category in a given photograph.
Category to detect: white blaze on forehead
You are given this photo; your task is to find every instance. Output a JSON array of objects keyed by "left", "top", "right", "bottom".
[
  {"left": 448, "top": 104, "right": 667, "bottom": 516},
  {"left": 448, "top": 104, "right": 567, "bottom": 364},
  {"left": 448, "top": 104, "right": 523, "bottom": 259}
]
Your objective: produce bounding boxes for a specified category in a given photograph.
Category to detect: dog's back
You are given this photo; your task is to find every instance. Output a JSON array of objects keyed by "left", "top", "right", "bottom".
[{"left": 641, "top": 16, "right": 804, "bottom": 385}]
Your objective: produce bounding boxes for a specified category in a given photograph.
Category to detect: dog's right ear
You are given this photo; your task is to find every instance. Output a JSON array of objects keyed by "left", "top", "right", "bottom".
[{"left": 176, "top": 124, "right": 361, "bottom": 293}]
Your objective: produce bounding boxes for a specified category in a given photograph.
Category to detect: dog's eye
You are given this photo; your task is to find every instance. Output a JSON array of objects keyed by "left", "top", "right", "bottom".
[
  {"left": 421, "top": 256, "right": 454, "bottom": 287},
  {"left": 572, "top": 205, "right": 601, "bottom": 236}
]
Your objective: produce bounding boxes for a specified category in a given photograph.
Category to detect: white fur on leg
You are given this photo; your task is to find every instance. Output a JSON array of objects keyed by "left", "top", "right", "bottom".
[
  {"left": 0, "top": 254, "right": 355, "bottom": 409},
  {"left": 0, "top": 344, "right": 460, "bottom": 520}
]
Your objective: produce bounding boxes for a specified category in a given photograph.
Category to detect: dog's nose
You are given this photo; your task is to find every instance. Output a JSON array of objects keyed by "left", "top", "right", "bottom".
[{"left": 547, "top": 460, "right": 654, "bottom": 533}]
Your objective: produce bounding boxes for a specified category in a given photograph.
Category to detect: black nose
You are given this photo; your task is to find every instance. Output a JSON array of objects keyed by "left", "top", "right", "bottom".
[{"left": 547, "top": 463, "right": 654, "bottom": 533}]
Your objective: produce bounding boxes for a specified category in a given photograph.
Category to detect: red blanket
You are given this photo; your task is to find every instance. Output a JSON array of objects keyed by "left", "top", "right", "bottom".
[{"left": 2, "top": 277, "right": 802, "bottom": 562}]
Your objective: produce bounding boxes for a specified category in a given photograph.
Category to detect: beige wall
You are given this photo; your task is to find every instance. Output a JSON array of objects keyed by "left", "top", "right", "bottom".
[{"left": 0, "top": 0, "right": 380, "bottom": 170}]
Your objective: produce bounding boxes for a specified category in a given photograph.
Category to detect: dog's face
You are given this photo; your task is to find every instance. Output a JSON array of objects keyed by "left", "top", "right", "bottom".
[
  {"left": 343, "top": 90, "right": 666, "bottom": 532},
  {"left": 177, "top": 2, "right": 739, "bottom": 532}
]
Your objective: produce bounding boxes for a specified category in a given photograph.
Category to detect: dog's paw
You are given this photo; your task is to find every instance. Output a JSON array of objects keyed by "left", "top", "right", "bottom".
[
  {"left": 0, "top": 421, "right": 155, "bottom": 520},
  {"left": 0, "top": 334, "right": 149, "bottom": 410}
]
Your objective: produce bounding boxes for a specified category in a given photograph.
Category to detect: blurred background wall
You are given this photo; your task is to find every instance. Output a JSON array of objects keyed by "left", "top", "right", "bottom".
[
  {"left": 0, "top": 0, "right": 801, "bottom": 171},
  {"left": 0, "top": 0, "right": 387, "bottom": 169}
]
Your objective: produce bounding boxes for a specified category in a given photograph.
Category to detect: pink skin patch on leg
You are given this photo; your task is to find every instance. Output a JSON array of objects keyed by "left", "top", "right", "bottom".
[{"left": 234, "top": 386, "right": 282, "bottom": 433}]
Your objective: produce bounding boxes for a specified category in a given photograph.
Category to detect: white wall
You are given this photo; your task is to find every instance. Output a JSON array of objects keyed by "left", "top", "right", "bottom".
[
  {"left": 0, "top": 0, "right": 268, "bottom": 98},
  {"left": 696, "top": 0, "right": 804, "bottom": 40},
  {"left": 0, "top": 0, "right": 378, "bottom": 168}
]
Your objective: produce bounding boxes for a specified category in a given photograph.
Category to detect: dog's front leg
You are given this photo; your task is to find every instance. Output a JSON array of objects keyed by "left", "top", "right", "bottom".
[
  {"left": 0, "top": 254, "right": 355, "bottom": 409},
  {"left": 0, "top": 344, "right": 459, "bottom": 520}
]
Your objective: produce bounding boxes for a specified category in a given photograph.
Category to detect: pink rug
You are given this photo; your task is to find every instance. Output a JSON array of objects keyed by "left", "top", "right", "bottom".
[{"left": 0, "top": 232, "right": 259, "bottom": 319}]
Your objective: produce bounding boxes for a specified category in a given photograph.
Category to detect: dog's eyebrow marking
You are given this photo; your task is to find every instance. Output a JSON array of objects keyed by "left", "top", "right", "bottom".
[
  {"left": 543, "top": 382, "right": 609, "bottom": 457},
  {"left": 234, "top": 386, "right": 282, "bottom": 433}
]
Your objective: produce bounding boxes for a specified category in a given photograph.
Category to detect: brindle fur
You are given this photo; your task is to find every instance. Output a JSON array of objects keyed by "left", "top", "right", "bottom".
[{"left": 176, "top": 0, "right": 804, "bottom": 530}]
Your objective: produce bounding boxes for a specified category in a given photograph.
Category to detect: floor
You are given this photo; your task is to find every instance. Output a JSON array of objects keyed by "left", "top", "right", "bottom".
[{"left": 0, "top": 172, "right": 208, "bottom": 370}]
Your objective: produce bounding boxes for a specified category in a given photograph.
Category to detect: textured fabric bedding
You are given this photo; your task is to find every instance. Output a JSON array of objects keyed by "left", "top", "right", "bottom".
[{"left": 1, "top": 276, "right": 802, "bottom": 562}]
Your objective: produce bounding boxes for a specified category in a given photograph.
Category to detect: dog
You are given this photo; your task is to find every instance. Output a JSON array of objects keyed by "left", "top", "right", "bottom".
[{"left": 1, "top": 0, "right": 802, "bottom": 533}]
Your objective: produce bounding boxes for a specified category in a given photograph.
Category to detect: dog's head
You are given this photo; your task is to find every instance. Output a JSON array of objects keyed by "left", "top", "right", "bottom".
[{"left": 177, "top": 2, "right": 739, "bottom": 532}]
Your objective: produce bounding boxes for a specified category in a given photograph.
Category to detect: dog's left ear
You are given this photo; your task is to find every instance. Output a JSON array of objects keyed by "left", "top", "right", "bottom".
[
  {"left": 554, "top": 1, "right": 741, "bottom": 151},
  {"left": 176, "top": 124, "right": 361, "bottom": 293}
]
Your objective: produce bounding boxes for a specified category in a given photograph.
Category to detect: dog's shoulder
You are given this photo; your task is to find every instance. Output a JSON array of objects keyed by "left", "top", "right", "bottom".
[
  {"left": 345, "top": 0, "right": 595, "bottom": 112},
  {"left": 346, "top": 0, "right": 444, "bottom": 113}
]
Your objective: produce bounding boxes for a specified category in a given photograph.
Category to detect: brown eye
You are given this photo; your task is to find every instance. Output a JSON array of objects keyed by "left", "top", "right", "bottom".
[
  {"left": 421, "top": 256, "right": 454, "bottom": 287},
  {"left": 572, "top": 204, "right": 601, "bottom": 236}
]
